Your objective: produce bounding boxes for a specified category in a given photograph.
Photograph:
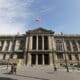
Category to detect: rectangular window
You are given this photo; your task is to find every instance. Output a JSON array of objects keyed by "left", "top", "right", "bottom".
[
  {"left": 71, "top": 40, "right": 78, "bottom": 51},
  {"left": 38, "top": 36, "right": 42, "bottom": 50},
  {"left": 17, "top": 53, "right": 24, "bottom": 59},
  {"left": 68, "top": 54, "right": 72, "bottom": 60},
  {"left": 0, "top": 41, "right": 4, "bottom": 51},
  {"left": 75, "top": 54, "right": 79, "bottom": 60},
  {"left": 56, "top": 40, "right": 63, "bottom": 51},
  {"left": 19, "top": 40, "right": 25, "bottom": 50},
  {"left": 44, "top": 36, "right": 48, "bottom": 50},
  {"left": 65, "top": 40, "right": 71, "bottom": 51},
  {"left": 57, "top": 53, "right": 63, "bottom": 60},
  {"left": 3, "top": 54, "right": 6, "bottom": 60},
  {"left": 5, "top": 40, "right": 10, "bottom": 51},
  {"left": 32, "top": 36, "right": 36, "bottom": 50}
]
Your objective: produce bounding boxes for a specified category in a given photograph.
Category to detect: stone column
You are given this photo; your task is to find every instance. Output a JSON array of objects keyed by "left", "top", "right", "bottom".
[
  {"left": 13, "top": 54, "right": 17, "bottom": 59},
  {"left": 42, "top": 54, "right": 44, "bottom": 65},
  {"left": 62, "top": 39, "right": 67, "bottom": 61},
  {"left": 8, "top": 41, "right": 13, "bottom": 51},
  {"left": 63, "top": 40, "right": 67, "bottom": 52},
  {"left": 69, "top": 41, "right": 73, "bottom": 52},
  {"left": 71, "top": 54, "right": 75, "bottom": 61},
  {"left": 51, "top": 36, "right": 58, "bottom": 59},
  {"left": 24, "top": 36, "right": 30, "bottom": 65},
  {"left": 52, "top": 36, "right": 56, "bottom": 51},
  {"left": 42, "top": 36, "right": 44, "bottom": 50},
  {"left": 2, "top": 40, "right": 7, "bottom": 51},
  {"left": 25, "top": 37, "right": 28, "bottom": 50},
  {"left": 0, "top": 41, "right": 1, "bottom": 47},
  {"left": 36, "top": 54, "right": 38, "bottom": 65},
  {"left": 54, "top": 53, "right": 58, "bottom": 61},
  {"left": 36, "top": 35, "right": 38, "bottom": 50},
  {"left": 15, "top": 40, "right": 20, "bottom": 51},
  {"left": 29, "top": 36, "right": 32, "bottom": 50},
  {"left": 5, "top": 54, "right": 9, "bottom": 59},
  {"left": 0, "top": 54, "right": 3, "bottom": 60},
  {"left": 49, "top": 53, "right": 53, "bottom": 65},
  {"left": 76, "top": 41, "right": 80, "bottom": 52},
  {"left": 27, "top": 53, "right": 31, "bottom": 66},
  {"left": 24, "top": 37, "right": 28, "bottom": 65},
  {"left": 63, "top": 54, "right": 69, "bottom": 61},
  {"left": 78, "top": 54, "right": 80, "bottom": 60},
  {"left": 48, "top": 36, "right": 52, "bottom": 50}
]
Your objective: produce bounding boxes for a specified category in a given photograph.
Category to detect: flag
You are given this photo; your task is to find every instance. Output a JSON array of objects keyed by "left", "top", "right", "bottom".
[{"left": 35, "top": 18, "right": 41, "bottom": 23}]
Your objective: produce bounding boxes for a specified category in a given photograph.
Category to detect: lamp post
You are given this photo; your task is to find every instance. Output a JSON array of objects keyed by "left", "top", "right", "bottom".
[{"left": 62, "top": 34, "right": 69, "bottom": 72}]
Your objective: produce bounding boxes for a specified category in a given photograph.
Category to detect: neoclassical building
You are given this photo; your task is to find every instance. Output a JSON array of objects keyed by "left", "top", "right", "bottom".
[{"left": 0, "top": 27, "right": 80, "bottom": 67}]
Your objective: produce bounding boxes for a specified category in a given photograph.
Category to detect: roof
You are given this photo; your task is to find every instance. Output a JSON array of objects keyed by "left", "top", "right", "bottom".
[{"left": 26, "top": 27, "right": 54, "bottom": 34}]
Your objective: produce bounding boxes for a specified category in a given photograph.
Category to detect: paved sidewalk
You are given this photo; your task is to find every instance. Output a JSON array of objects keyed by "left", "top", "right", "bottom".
[{"left": 0, "top": 66, "right": 80, "bottom": 80}]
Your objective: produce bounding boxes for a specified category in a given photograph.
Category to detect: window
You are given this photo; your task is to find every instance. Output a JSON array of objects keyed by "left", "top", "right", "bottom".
[
  {"left": 75, "top": 54, "right": 79, "bottom": 60},
  {"left": 15, "top": 40, "right": 20, "bottom": 50},
  {"left": 56, "top": 40, "right": 63, "bottom": 51},
  {"left": 17, "top": 53, "right": 24, "bottom": 59},
  {"left": 44, "top": 36, "right": 48, "bottom": 50},
  {"left": 77, "top": 40, "right": 80, "bottom": 49},
  {"left": 65, "top": 40, "right": 71, "bottom": 51},
  {"left": 57, "top": 53, "right": 63, "bottom": 60},
  {"left": 5, "top": 40, "right": 10, "bottom": 51},
  {"left": 19, "top": 40, "right": 25, "bottom": 50},
  {"left": 38, "top": 36, "right": 42, "bottom": 50},
  {"left": 71, "top": 40, "right": 77, "bottom": 51},
  {"left": 68, "top": 54, "right": 72, "bottom": 60},
  {"left": 0, "top": 41, "right": 4, "bottom": 51},
  {"left": 3, "top": 54, "right": 6, "bottom": 60},
  {"left": 32, "top": 36, "right": 36, "bottom": 50}
]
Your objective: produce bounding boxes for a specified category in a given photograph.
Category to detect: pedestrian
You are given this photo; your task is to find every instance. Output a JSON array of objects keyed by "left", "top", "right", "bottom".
[
  {"left": 13, "top": 63, "right": 17, "bottom": 74},
  {"left": 9, "top": 63, "right": 14, "bottom": 74},
  {"left": 54, "top": 67, "right": 57, "bottom": 71}
]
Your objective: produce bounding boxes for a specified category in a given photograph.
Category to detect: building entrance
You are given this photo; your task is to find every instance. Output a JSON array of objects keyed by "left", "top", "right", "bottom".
[
  {"left": 44, "top": 54, "right": 49, "bottom": 65},
  {"left": 38, "top": 54, "right": 42, "bottom": 64},
  {"left": 31, "top": 54, "right": 36, "bottom": 65},
  {"left": 31, "top": 53, "right": 49, "bottom": 65}
]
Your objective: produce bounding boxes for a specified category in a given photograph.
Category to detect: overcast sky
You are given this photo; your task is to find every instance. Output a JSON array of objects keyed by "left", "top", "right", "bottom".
[{"left": 0, "top": 0, "right": 80, "bottom": 34}]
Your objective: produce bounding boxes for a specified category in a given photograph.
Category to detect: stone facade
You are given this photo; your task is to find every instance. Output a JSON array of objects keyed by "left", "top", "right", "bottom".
[{"left": 0, "top": 27, "right": 80, "bottom": 67}]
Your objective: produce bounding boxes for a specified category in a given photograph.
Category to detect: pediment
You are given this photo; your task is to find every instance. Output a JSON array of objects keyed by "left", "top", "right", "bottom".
[{"left": 27, "top": 27, "right": 54, "bottom": 34}]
